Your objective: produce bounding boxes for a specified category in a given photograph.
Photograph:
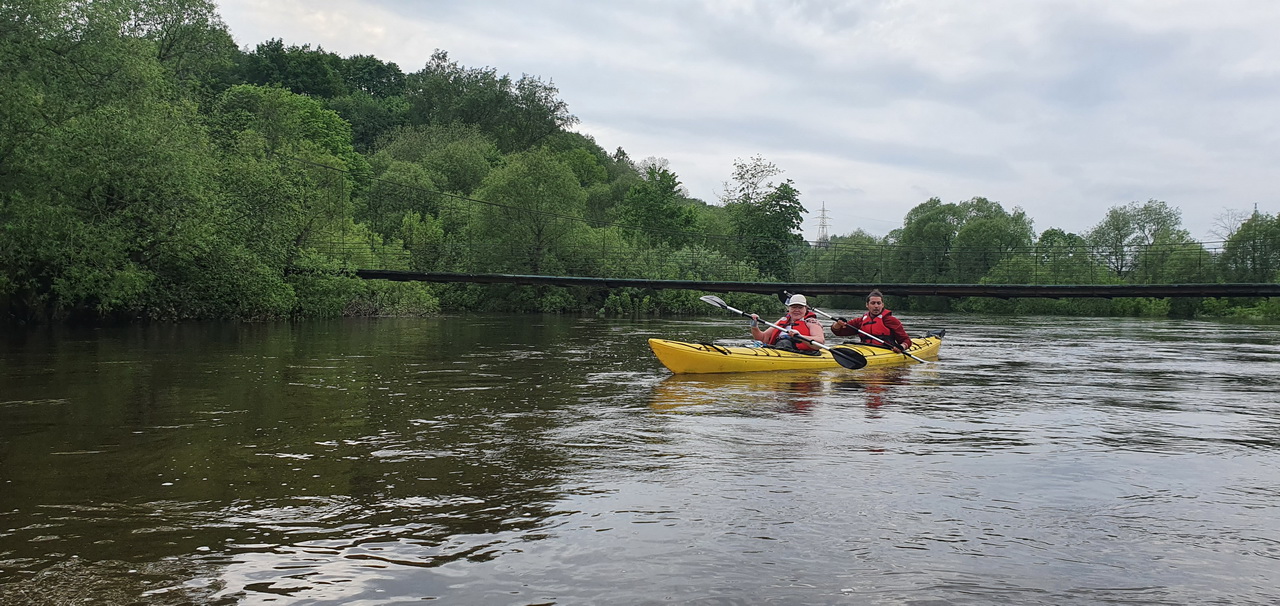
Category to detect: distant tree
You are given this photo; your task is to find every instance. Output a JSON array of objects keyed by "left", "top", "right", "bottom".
[
  {"left": 471, "top": 148, "right": 586, "bottom": 273},
  {"left": 327, "top": 92, "right": 409, "bottom": 152},
  {"left": 887, "top": 198, "right": 964, "bottom": 282},
  {"left": 1211, "top": 208, "right": 1251, "bottom": 242},
  {"left": 360, "top": 160, "right": 439, "bottom": 240},
  {"left": 123, "top": 0, "right": 240, "bottom": 100},
  {"left": 559, "top": 147, "right": 609, "bottom": 187},
  {"left": 1220, "top": 212, "right": 1280, "bottom": 282},
  {"left": 1034, "top": 228, "right": 1098, "bottom": 283},
  {"left": 1086, "top": 199, "right": 1187, "bottom": 280},
  {"left": 792, "top": 230, "right": 887, "bottom": 287},
  {"left": 950, "top": 201, "right": 1034, "bottom": 282},
  {"left": 616, "top": 166, "right": 697, "bottom": 247},
  {"left": 404, "top": 50, "right": 577, "bottom": 153},
  {"left": 719, "top": 156, "right": 806, "bottom": 280},
  {"left": 339, "top": 54, "right": 406, "bottom": 98},
  {"left": 370, "top": 124, "right": 498, "bottom": 195},
  {"left": 237, "top": 38, "right": 347, "bottom": 98},
  {"left": 212, "top": 84, "right": 368, "bottom": 178}
]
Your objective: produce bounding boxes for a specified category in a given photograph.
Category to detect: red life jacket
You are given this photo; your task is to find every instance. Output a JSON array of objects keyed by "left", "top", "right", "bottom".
[
  {"left": 769, "top": 311, "right": 819, "bottom": 350},
  {"left": 856, "top": 310, "right": 898, "bottom": 345}
]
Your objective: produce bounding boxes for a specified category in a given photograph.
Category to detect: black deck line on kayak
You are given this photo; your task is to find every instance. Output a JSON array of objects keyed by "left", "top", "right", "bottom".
[
  {"left": 698, "top": 343, "right": 731, "bottom": 355},
  {"left": 354, "top": 271, "right": 1280, "bottom": 298}
]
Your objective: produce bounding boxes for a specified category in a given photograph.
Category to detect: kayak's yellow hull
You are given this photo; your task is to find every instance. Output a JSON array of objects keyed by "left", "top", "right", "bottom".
[{"left": 648, "top": 335, "right": 943, "bottom": 374}]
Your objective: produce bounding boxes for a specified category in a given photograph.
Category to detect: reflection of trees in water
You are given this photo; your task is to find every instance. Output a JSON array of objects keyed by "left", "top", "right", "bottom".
[
  {"left": 0, "top": 558, "right": 230, "bottom": 606},
  {"left": 0, "top": 319, "right": 583, "bottom": 603}
]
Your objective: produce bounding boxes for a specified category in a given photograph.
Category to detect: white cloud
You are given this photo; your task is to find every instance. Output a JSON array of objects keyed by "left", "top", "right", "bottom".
[{"left": 216, "top": 0, "right": 1280, "bottom": 242}]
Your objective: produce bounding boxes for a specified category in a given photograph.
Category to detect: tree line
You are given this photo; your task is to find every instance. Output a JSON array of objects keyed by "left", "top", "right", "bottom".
[{"left": 2, "top": 0, "right": 1277, "bottom": 323}]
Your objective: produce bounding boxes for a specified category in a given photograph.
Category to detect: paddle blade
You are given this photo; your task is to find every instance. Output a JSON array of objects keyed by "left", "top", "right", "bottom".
[
  {"left": 699, "top": 295, "right": 728, "bottom": 309},
  {"left": 777, "top": 290, "right": 793, "bottom": 305},
  {"left": 831, "top": 347, "right": 868, "bottom": 370}
]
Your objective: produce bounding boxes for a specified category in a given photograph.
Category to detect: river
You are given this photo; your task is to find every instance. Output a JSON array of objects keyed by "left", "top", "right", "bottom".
[{"left": 2, "top": 312, "right": 1279, "bottom": 604}]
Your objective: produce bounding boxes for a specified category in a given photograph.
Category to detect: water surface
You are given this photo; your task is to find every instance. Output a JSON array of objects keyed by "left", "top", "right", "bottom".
[{"left": 2, "top": 313, "right": 1278, "bottom": 604}]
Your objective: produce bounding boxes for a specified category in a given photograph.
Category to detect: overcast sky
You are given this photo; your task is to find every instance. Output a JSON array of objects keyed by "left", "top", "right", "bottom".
[{"left": 216, "top": 0, "right": 1279, "bottom": 244}]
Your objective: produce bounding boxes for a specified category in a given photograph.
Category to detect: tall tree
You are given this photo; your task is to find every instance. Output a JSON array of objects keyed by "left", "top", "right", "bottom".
[
  {"left": 123, "top": 0, "right": 240, "bottom": 100},
  {"left": 950, "top": 200, "right": 1034, "bottom": 282},
  {"left": 339, "top": 54, "right": 406, "bottom": 98},
  {"left": 471, "top": 148, "right": 586, "bottom": 273},
  {"left": 237, "top": 38, "right": 347, "bottom": 98},
  {"left": 719, "top": 156, "right": 806, "bottom": 280},
  {"left": 1034, "top": 228, "right": 1099, "bottom": 283},
  {"left": 0, "top": 0, "right": 242, "bottom": 321},
  {"left": 1220, "top": 212, "right": 1280, "bottom": 282},
  {"left": 887, "top": 198, "right": 964, "bottom": 282},
  {"left": 616, "top": 166, "right": 696, "bottom": 247},
  {"left": 1086, "top": 199, "right": 1187, "bottom": 279},
  {"left": 404, "top": 50, "right": 577, "bottom": 153}
]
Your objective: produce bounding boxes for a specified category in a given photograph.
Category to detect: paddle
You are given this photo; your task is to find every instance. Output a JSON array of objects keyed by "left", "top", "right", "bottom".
[
  {"left": 699, "top": 295, "right": 867, "bottom": 370},
  {"left": 777, "top": 291, "right": 929, "bottom": 364}
]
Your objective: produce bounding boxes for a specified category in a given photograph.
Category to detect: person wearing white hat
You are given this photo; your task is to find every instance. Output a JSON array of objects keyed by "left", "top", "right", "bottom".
[{"left": 749, "top": 293, "right": 825, "bottom": 353}]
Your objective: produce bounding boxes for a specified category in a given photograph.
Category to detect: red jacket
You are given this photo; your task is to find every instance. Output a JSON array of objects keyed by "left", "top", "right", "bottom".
[{"left": 832, "top": 309, "right": 912, "bottom": 349}]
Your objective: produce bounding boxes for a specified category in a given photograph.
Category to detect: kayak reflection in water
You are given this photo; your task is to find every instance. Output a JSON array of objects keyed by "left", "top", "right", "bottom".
[{"left": 749, "top": 293, "right": 825, "bottom": 354}]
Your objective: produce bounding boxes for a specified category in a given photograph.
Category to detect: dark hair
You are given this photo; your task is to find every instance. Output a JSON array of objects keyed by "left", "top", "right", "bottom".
[{"left": 867, "top": 289, "right": 884, "bottom": 302}]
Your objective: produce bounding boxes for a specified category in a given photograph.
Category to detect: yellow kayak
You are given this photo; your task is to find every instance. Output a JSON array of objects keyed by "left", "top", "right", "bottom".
[{"left": 648, "top": 332, "right": 944, "bottom": 374}]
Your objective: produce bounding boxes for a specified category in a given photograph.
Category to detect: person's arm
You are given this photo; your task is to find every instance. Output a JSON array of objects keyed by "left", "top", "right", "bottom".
[
  {"left": 749, "top": 314, "right": 776, "bottom": 343},
  {"left": 804, "top": 317, "right": 825, "bottom": 345},
  {"left": 885, "top": 316, "right": 912, "bottom": 349},
  {"left": 830, "top": 316, "right": 858, "bottom": 336}
]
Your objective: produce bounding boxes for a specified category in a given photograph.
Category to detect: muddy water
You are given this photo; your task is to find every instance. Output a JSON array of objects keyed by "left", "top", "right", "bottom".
[{"left": 2, "top": 314, "right": 1278, "bottom": 604}]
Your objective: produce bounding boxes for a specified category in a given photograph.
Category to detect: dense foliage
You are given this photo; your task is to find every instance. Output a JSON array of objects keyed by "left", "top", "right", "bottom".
[{"left": 2, "top": 0, "right": 1276, "bottom": 323}]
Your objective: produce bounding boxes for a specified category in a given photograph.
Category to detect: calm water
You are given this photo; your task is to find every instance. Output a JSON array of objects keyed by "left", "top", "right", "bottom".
[{"left": 2, "top": 312, "right": 1279, "bottom": 605}]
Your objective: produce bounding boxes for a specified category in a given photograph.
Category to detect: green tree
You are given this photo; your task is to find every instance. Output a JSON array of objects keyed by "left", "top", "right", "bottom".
[
  {"left": 887, "top": 198, "right": 964, "bottom": 282},
  {"left": 791, "top": 230, "right": 888, "bottom": 291},
  {"left": 1220, "top": 212, "right": 1280, "bottom": 282},
  {"left": 1086, "top": 199, "right": 1186, "bottom": 280},
  {"left": 123, "top": 0, "right": 241, "bottom": 102},
  {"left": 719, "top": 156, "right": 806, "bottom": 279},
  {"left": 404, "top": 50, "right": 577, "bottom": 153},
  {"left": 327, "top": 92, "right": 409, "bottom": 152},
  {"left": 616, "top": 166, "right": 697, "bottom": 247},
  {"left": 950, "top": 204, "right": 1034, "bottom": 282},
  {"left": 471, "top": 148, "right": 587, "bottom": 273},
  {"left": 1033, "top": 228, "right": 1099, "bottom": 283},
  {"left": 339, "top": 54, "right": 406, "bottom": 98},
  {"left": 237, "top": 38, "right": 347, "bottom": 98},
  {"left": 0, "top": 0, "right": 246, "bottom": 320},
  {"left": 211, "top": 84, "right": 370, "bottom": 183},
  {"left": 371, "top": 124, "right": 498, "bottom": 195},
  {"left": 210, "top": 84, "right": 372, "bottom": 272},
  {"left": 360, "top": 160, "right": 439, "bottom": 240}
]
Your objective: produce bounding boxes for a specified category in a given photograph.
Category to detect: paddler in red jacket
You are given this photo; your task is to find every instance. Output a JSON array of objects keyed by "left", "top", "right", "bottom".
[
  {"left": 750, "top": 294, "right": 825, "bottom": 352},
  {"left": 831, "top": 289, "right": 913, "bottom": 352}
]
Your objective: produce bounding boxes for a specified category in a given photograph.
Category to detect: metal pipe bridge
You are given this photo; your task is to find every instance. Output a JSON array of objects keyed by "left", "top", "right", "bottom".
[{"left": 355, "top": 270, "right": 1280, "bottom": 298}]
